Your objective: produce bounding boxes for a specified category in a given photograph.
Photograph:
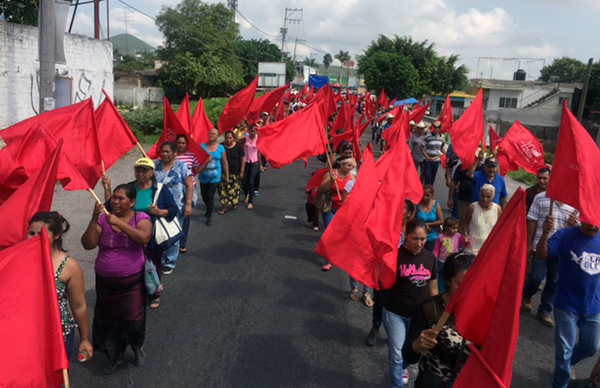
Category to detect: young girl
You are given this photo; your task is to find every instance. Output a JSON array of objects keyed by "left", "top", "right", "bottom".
[
  {"left": 28, "top": 212, "right": 93, "bottom": 361},
  {"left": 433, "top": 217, "right": 470, "bottom": 293}
]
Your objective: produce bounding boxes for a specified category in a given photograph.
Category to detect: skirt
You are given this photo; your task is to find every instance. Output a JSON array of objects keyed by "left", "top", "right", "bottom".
[
  {"left": 93, "top": 271, "right": 146, "bottom": 358},
  {"left": 219, "top": 174, "right": 241, "bottom": 206}
]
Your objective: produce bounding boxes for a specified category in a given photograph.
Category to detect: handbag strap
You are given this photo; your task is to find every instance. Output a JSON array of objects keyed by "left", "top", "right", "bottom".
[{"left": 153, "top": 182, "right": 164, "bottom": 206}]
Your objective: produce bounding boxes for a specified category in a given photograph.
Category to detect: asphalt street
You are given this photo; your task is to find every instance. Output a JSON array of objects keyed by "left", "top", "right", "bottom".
[{"left": 52, "top": 131, "right": 595, "bottom": 387}]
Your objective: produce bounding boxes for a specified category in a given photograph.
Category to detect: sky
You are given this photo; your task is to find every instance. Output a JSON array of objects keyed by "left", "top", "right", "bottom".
[{"left": 68, "top": 0, "right": 600, "bottom": 81}]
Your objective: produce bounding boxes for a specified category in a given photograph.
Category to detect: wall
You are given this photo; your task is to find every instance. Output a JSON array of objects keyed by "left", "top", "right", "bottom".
[{"left": 0, "top": 22, "right": 113, "bottom": 128}]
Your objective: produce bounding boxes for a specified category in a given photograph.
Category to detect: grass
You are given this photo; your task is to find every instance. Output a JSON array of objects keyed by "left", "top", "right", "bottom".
[{"left": 507, "top": 168, "right": 537, "bottom": 186}]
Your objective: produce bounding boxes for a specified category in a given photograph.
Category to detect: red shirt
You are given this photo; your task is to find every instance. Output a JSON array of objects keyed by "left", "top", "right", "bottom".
[{"left": 331, "top": 173, "right": 353, "bottom": 209}]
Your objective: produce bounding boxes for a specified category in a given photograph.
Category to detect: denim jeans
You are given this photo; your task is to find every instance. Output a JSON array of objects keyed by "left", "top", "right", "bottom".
[
  {"left": 162, "top": 215, "right": 184, "bottom": 269},
  {"left": 349, "top": 276, "right": 373, "bottom": 295},
  {"left": 423, "top": 160, "right": 440, "bottom": 185},
  {"left": 243, "top": 162, "right": 260, "bottom": 204},
  {"left": 321, "top": 208, "right": 338, "bottom": 265},
  {"left": 523, "top": 256, "right": 559, "bottom": 315},
  {"left": 552, "top": 308, "right": 600, "bottom": 388},
  {"left": 180, "top": 216, "right": 190, "bottom": 249},
  {"left": 383, "top": 308, "right": 411, "bottom": 388}
]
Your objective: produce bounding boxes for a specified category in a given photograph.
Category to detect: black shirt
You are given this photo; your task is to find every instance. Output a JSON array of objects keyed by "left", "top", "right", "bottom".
[
  {"left": 385, "top": 245, "right": 437, "bottom": 318},
  {"left": 453, "top": 162, "right": 482, "bottom": 202},
  {"left": 525, "top": 185, "right": 543, "bottom": 212},
  {"left": 223, "top": 143, "right": 245, "bottom": 175}
]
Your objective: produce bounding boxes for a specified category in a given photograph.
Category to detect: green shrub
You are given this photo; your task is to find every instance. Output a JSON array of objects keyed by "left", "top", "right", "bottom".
[{"left": 507, "top": 168, "right": 537, "bottom": 187}]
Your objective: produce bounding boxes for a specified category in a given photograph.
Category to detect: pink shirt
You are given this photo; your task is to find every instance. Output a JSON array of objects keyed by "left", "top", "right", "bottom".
[
  {"left": 433, "top": 232, "right": 470, "bottom": 263},
  {"left": 244, "top": 134, "right": 259, "bottom": 163},
  {"left": 176, "top": 151, "right": 200, "bottom": 184}
]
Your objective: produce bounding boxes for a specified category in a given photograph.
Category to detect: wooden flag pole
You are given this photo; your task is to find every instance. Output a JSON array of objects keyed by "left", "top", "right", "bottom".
[
  {"left": 549, "top": 200, "right": 555, "bottom": 218},
  {"left": 418, "top": 310, "right": 451, "bottom": 355},
  {"left": 324, "top": 143, "right": 342, "bottom": 199},
  {"left": 136, "top": 142, "right": 148, "bottom": 158},
  {"left": 63, "top": 369, "right": 70, "bottom": 388},
  {"left": 88, "top": 188, "right": 109, "bottom": 215},
  {"left": 101, "top": 160, "right": 106, "bottom": 175}
]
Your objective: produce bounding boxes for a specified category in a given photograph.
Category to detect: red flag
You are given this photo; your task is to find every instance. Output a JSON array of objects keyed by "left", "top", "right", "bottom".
[
  {"left": 316, "top": 85, "right": 337, "bottom": 122},
  {"left": 96, "top": 91, "right": 138, "bottom": 172},
  {"left": 175, "top": 93, "right": 192, "bottom": 133},
  {"left": 257, "top": 102, "right": 327, "bottom": 169},
  {"left": 409, "top": 102, "right": 430, "bottom": 124},
  {"left": 0, "top": 230, "right": 69, "bottom": 387},
  {"left": 352, "top": 118, "right": 363, "bottom": 163},
  {"left": 190, "top": 98, "right": 214, "bottom": 144},
  {"left": 449, "top": 89, "right": 484, "bottom": 171},
  {"left": 0, "top": 140, "right": 62, "bottom": 249},
  {"left": 546, "top": 101, "right": 600, "bottom": 228},
  {"left": 439, "top": 95, "right": 454, "bottom": 134},
  {"left": 377, "top": 88, "right": 389, "bottom": 109},
  {"left": 316, "top": 145, "right": 380, "bottom": 289},
  {"left": 300, "top": 83, "right": 309, "bottom": 97},
  {"left": 496, "top": 121, "right": 547, "bottom": 176},
  {"left": 0, "top": 99, "right": 102, "bottom": 187},
  {"left": 0, "top": 124, "right": 90, "bottom": 203},
  {"left": 305, "top": 168, "right": 328, "bottom": 193},
  {"left": 440, "top": 153, "right": 447, "bottom": 169},
  {"left": 489, "top": 125, "right": 502, "bottom": 149},
  {"left": 247, "top": 85, "right": 288, "bottom": 126},
  {"left": 376, "top": 106, "right": 400, "bottom": 125},
  {"left": 217, "top": 77, "right": 258, "bottom": 133},
  {"left": 147, "top": 98, "right": 209, "bottom": 164},
  {"left": 446, "top": 189, "right": 527, "bottom": 387},
  {"left": 275, "top": 95, "right": 286, "bottom": 122}
]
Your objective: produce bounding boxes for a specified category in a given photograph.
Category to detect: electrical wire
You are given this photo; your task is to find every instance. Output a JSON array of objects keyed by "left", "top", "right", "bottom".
[{"left": 235, "top": 9, "right": 278, "bottom": 38}]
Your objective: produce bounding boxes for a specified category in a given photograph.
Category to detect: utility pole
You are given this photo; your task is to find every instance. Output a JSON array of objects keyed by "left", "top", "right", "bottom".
[
  {"left": 577, "top": 57, "right": 594, "bottom": 122},
  {"left": 292, "top": 37, "right": 305, "bottom": 62},
  {"left": 39, "top": 0, "right": 56, "bottom": 113},
  {"left": 227, "top": 0, "right": 237, "bottom": 22},
  {"left": 280, "top": 7, "right": 302, "bottom": 62}
]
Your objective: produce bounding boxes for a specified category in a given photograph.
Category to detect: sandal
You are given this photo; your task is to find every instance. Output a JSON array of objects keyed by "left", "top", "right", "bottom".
[
  {"left": 218, "top": 209, "right": 227, "bottom": 215},
  {"left": 150, "top": 299, "right": 160, "bottom": 309},
  {"left": 363, "top": 293, "right": 374, "bottom": 307},
  {"left": 232, "top": 204, "right": 238, "bottom": 210},
  {"left": 179, "top": 247, "right": 187, "bottom": 254}
]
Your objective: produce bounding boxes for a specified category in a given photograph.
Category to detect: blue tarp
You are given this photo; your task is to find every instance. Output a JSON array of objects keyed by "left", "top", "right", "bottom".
[
  {"left": 394, "top": 98, "right": 418, "bottom": 106},
  {"left": 308, "top": 75, "right": 330, "bottom": 90}
]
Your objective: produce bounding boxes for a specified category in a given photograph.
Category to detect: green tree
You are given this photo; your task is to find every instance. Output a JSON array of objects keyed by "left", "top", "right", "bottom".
[
  {"left": 539, "top": 57, "right": 587, "bottom": 83},
  {"left": 114, "top": 51, "right": 157, "bottom": 72},
  {"left": 302, "top": 58, "right": 316, "bottom": 67},
  {"left": 359, "top": 34, "right": 468, "bottom": 98},
  {"left": 235, "top": 38, "right": 295, "bottom": 83},
  {"left": 360, "top": 52, "right": 420, "bottom": 98},
  {"left": 323, "top": 53, "right": 333, "bottom": 70},
  {"left": 1, "top": 0, "right": 41, "bottom": 26},
  {"left": 156, "top": 0, "right": 244, "bottom": 96},
  {"left": 334, "top": 50, "right": 351, "bottom": 82}
]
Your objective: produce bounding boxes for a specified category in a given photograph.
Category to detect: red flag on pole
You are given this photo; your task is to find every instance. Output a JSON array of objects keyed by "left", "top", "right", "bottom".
[
  {"left": 449, "top": 89, "right": 484, "bottom": 171},
  {"left": 175, "top": 93, "right": 192, "bottom": 133},
  {"left": 257, "top": 102, "right": 327, "bottom": 169},
  {"left": 217, "top": 77, "right": 258, "bottom": 133},
  {"left": 0, "top": 229, "right": 69, "bottom": 387},
  {"left": 446, "top": 189, "right": 527, "bottom": 387},
  {"left": 96, "top": 90, "right": 138, "bottom": 172},
  {"left": 0, "top": 139, "right": 62, "bottom": 249},
  {"left": 190, "top": 98, "right": 214, "bottom": 144},
  {"left": 546, "top": 101, "right": 600, "bottom": 228},
  {"left": 247, "top": 85, "right": 288, "bottom": 126},
  {"left": 496, "top": 121, "right": 547, "bottom": 176},
  {"left": 377, "top": 88, "right": 389, "bottom": 109},
  {"left": 489, "top": 125, "right": 502, "bottom": 150},
  {"left": 439, "top": 95, "right": 454, "bottom": 134},
  {"left": 275, "top": 94, "right": 286, "bottom": 122},
  {"left": 409, "top": 102, "right": 430, "bottom": 124},
  {"left": 316, "top": 145, "right": 380, "bottom": 289},
  {"left": 147, "top": 98, "right": 209, "bottom": 164}
]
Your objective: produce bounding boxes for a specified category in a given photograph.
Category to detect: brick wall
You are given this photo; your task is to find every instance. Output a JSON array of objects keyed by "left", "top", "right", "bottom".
[{"left": 0, "top": 22, "right": 113, "bottom": 128}]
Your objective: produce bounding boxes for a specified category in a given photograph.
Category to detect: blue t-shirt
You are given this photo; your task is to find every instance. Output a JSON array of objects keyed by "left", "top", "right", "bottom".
[
  {"left": 416, "top": 200, "right": 439, "bottom": 242},
  {"left": 200, "top": 144, "right": 225, "bottom": 184},
  {"left": 154, "top": 160, "right": 192, "bottom": 216},
  {"left": 471, "top": 171, "right": 508, "bottom": 204},
  {"left": 548, "top": 227, "right": 600, "bottom": 315}
]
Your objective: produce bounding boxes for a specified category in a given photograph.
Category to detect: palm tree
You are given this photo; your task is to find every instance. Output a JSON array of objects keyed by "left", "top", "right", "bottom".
[
  {"left": 323, "top": 53, "right": 333, "bottom": 72},
  {"left": 334, "top": 50, "right": 351, "bottom": 83},
  {"left": 302, "top": 58, "right": 316, "bottom": 67}
]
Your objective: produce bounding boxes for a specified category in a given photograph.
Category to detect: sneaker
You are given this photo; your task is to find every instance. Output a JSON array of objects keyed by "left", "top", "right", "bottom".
[
  {"left": 162, "top": 267, "right": 174, "bottom": 275},
  {"left": 536, "top": 313, "right": 555, "bottom": 327},
  {"left": 254, "top": 191, "right": 259, "bottom": 197},
  {"left": 363, "top": 292, "right": 374, "bottom": 307},
  {"left": 521, "top": 296, "right": 533, "bottom": 312},
  {"left": 365, "top": 327, "right": 379, "bottom": 347},
  {"left": 133, "top": 348, "right": 146, "bottom": 366},
  {"left": 321, "top": 263, "right": 332, "bottom": 271},
  {"left": 305, "top": 221, "right": 313, "bottom": 228},
  {"left": 349, "top": 288, "right": 360, "bottom": 301},
  {"left": 103, "top": 355, "right": 124, "bottom": 375},
  {"left": 313, "top": 226, "right": 319, "bottom": 232},
  {"left": 206, "top": 218, "right": 212, "bottom": 226},
  {"left": 402, "top": 369, "right": 410, "bottom": 385}
]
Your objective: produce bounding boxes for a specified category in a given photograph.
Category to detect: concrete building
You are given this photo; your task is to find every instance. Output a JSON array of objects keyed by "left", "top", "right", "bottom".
[{"left": 0, "top": 22, "right": 114, "bottom": 128}]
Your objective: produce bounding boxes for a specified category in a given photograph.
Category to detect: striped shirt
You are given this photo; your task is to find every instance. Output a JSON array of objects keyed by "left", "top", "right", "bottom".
[
  {"left": 176, "top": 152, "right": 200, "bottom": 184},
  {"left": 424, "top": 134, "right": 445, "bottom": 160},
  {"left": 528, "top": 192, "right": 578, "bottom": 247}
]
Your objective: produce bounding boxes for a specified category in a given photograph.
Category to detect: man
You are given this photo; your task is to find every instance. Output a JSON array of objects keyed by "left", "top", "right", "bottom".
[
  {"left": 537, "top": 219, "right": 600, "bottom": 388},
  {"left": 466, "top": 151, "right": 508, "bottom": 208},
  {"left": 422, "top": 121, "right": 445, "bottom": 185},
  {"left": 449, "top": 157, "right": 481, "bottom": 233},
  {"left": 526, "top": 168, "right": 551, "bottom": 211},
  {"left": 522, "top": 186, "right": 578, "bottom": 327},
  {"left": 408, "top": 121, "right": 426, "bottom": 181}
]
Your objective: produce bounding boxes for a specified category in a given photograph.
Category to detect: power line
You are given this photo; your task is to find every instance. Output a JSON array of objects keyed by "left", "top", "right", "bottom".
[{"left": 235, "top": 9, "right": 278, "bottom": 38}]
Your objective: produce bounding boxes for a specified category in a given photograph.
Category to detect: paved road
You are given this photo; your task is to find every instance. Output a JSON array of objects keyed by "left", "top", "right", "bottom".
[{"left": 53, "top": 135, "right": 595, "bottom": 387}]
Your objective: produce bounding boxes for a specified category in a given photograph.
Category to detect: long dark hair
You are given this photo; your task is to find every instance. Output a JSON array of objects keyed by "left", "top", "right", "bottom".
[
  {"left": 30, "top": 212, "right": 70, "bottom": 251},
  {"left": 406, "top": 218, "right": 426, "bottom": 235},
  {"left": 442, "top": 253, "right": 475, "bottom": 284}
]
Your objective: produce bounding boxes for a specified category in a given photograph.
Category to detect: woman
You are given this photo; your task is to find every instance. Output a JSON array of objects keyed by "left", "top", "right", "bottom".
[
  {"left": 241, "top": 124, "right": 263, "bottom": 210},
  {"left": 318, "top": 156, "right": 356, "bottom": 271},
  {"left": 81, "top": 184, "right": 152, "bottom": 375},
  {"left": 219, "top": 130, "right": 245, "bottom": 214},
  {"left": 383, "top": 218, "right": 438, "bottom": 388},
  {"left": 403, "top": 253, "right": 475, "bottom": 387},
  {"left": 155, "top": 142, "right": 194, "bottom": 273},
  {"left": 463, "top": 184, "right": 502, "bottom": 255},
  {"left": 415, "top": 185, "right": 444, "bottom": 252},
  {"left": 200, "top": 128, "right": 229, "bottom": 223},
  {"left": 175, "top": 134, "right": 200, "bottom": 254},
  {"left": 102, "top": 157, "right": 179, "bottom": 308},
  {"left": 28, "top": 212, "right": 94, "bottom": 361},
  {"left": 422, "top": 121, "right": 446, "bottom": 185}
]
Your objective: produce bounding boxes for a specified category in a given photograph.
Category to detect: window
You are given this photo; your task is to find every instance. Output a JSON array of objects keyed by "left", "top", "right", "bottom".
[{"left": 499, "top": 97, "right": 518, "bottom": 108}]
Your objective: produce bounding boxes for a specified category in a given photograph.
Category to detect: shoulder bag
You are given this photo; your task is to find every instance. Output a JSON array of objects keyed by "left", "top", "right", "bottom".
[{"left": 153, "top": 182, "right": 184, "bottom": 250}]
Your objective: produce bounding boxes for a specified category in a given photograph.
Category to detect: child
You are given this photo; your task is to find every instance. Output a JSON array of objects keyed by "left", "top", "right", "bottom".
[
  {"left": 433, "top": 217, "right": 470, "bottom": 293},
  {"left": 305, "top": 170, "right": 327, "bottom": 231}
]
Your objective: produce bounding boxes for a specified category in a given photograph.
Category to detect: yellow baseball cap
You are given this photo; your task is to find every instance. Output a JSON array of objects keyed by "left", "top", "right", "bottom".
[{"left": 134, "top": 157, "right": 155, "bottom": 170}]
